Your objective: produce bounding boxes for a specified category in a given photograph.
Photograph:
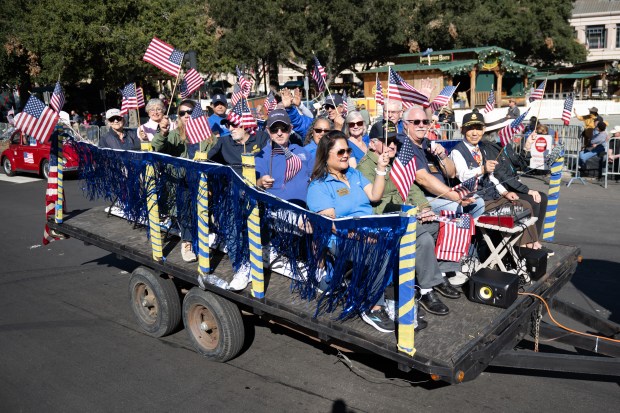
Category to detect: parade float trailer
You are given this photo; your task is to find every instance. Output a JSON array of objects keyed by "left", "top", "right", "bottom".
[{"left": 45, "top": 137, "right": 619, "bottom": 384}]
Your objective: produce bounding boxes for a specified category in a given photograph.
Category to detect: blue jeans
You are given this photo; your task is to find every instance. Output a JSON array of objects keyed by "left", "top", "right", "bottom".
[{"left": 426, "top": 195, "right": 486, "bottom": 218}]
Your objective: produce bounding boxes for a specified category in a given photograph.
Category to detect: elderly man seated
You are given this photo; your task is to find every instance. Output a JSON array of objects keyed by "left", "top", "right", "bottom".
[{"left": 99, "top": 109, "right": 140, "bottom": 150}]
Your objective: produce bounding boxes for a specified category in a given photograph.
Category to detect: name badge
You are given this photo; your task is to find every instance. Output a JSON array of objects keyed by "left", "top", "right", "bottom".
[
  {"left": 428, "top": 163, "right": 439, "bottom": 173},
  {"left": 336, "top": 187, "right": 350, "bottom": 196}
]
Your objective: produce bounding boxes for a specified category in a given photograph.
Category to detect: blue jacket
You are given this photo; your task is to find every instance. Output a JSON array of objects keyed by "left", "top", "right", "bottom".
[{"left": 286, "top": 106, "right": 313, "bottom": 138}]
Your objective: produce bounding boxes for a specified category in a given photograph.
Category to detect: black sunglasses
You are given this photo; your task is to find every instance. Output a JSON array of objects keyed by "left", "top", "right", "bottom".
[
  {"left": 313, "top": 128, "right": 330, "bottom": 134},
  {"left": 348, "top": 121, "right": 364, "bottom": 128},
  {"left": 108, "top": 116, "right": 123, "bottom": 122},
  {"left": 333, "top": 148, "right": 353, "bottom": 157},
  {"left": 405, "top": 119, "right": 430, "bottom": 125},
  {"left": 178, "top": 109, "right": 193, "bottom": 116},
  {"left": 324, "top": 105, "right": 336, "bottom": 110},
  {"left": 269, "top": 124, "right": 291, "bottom": 134}
]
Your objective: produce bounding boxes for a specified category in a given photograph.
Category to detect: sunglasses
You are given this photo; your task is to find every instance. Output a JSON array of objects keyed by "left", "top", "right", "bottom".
[
  {"left": 313, "top": 128, "right": 330, "bottom": 134},
  {"left": 108, "top": 116, "right": 123, "bottom": 123},
  {"left": 269, "top": 125, "right": 291, "bottom": 134},
  {"left": 348, "top": 121, "right": 364, "bottom": 128},
  {"left": 324, "top": 105, "right": 336, "bottom": 110},
  {"left": 405, "top": 119, "right": 430, "bottom": 125},
  {"left": 333, "top": 148, "right": 353, "bottom": 157},
  {"left": 178, "top": 109, "right": 193, "bottom": 117}
]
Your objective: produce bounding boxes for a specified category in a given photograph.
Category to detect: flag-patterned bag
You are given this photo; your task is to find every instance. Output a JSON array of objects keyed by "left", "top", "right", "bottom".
[{"left": 434, "top": 211, "right": 475, "bottom": 262}]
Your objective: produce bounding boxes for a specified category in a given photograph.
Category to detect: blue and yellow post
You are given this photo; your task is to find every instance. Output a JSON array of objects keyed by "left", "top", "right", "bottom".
[
  {"left": 194, "top": 152, "right": 211, "bottom": 286},
  {"left": 543, "top": 155, "right": 564, "bottom": 241},
  {"left": 397, "top": 205, "right": 418, "bottom": 356},
  {"left": 241, "top": 153, "right": 264, "bottom": 299},
  {"left": 145, "top": 162, "right": 163, "bottom": 262},
  {"left": 55, "top": 135, "right": 64, "bottom": 224}
]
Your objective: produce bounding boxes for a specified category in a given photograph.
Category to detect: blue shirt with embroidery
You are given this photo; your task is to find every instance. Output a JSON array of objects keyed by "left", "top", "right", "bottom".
[
  {"left": 307, "top": 168, "right": 372, "bottom": 217},
  {"left": 255, "top": 143, "right": 314, "bottom": 207}
]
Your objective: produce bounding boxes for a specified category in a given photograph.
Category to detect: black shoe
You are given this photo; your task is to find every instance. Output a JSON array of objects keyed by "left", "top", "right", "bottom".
[
  {"left": 418, "top": 291, "right": 449, "bottom": 316},
  {"left": 361, "top": 307, "right": 395, "bottom": 333},
  {"left": 415, "top": 316, "right": 428, "bottom": 332},
  {"left": 540, "top": 246, "right": 555, "bottom": 257},
  {"left": 434, "top": 280, "right": 462, "bottom": 299}
]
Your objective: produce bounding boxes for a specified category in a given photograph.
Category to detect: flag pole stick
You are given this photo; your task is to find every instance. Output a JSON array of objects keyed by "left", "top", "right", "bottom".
[
  {"left": 385, "top": 66, "right": 391, "bottom": 146},
  {"left": 313, "top": 51, "right": 341, "bottom": 122},
  {"left": 167, "top": 63, "right": 184, "bottom": 116}
]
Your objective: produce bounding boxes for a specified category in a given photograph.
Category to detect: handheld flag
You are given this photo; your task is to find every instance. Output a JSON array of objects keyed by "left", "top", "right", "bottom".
[
  {"left": 230, "top": 83, "right": 243, "bottom": 107},
  {"left": 50, "top": 82, "right": 65, "bottom": 113},
  {"left": 390, "top": 136, "right": 417, "bottom": 200},
  {"left": 236, "top": 66, "right": 253, "bottom": 98},
  {"left": 430, "top": 85, "right": 457, "bottom": 111},
  {"left": 341, "top": 90, "right": 348, "bottom": 115},
  {"left": 375, "top": 77, "right": 384, "bottom": 105},
  {"left": 312, "top": 56, "right": 327, "bottom": 93},
  {"left": 435, "top": 211, "right": 475, "bottom": 262},
  {"left": 451, "top": 175, "right": 479, "bottom": 200},
  {"left": 119, "top": 83, "right": 138, "bottom": 115},
  {"left": 561, "top": 95, "right": 574, "bottom": 126},
  {"left": 484, "top": 90, "right": 495, "bottom": 113},
  {"left": 272, "top": 143, "right": 302, "bottom": 183},
  {"left": 14, "top": 95, "right": 59, "bottom": 143},
  {"left": 227, "top": 97, "right": 257, "bottom": 130},
  {"left": 185, "top": 104, "right": 212, "bottom": 145},
  {"left": 180, "top": 68, "right": 205, "bottom": 99},
  {"left": 136, "top": 86, "right": 145, "bottom": 108},
  {"left": 529, "top": 80, "right": 546, "bottom": 102},
  {"left": 143, "top": 37, "right": 184, "bottom": 77},
  {"left": 388, "top": 67, "right": 429, "bottom": 108},
  {"left": 498, "top": 109, "right": 529, "bottom": 147},
  {"left": 263, "top": 91, "right": 277, "bottom": 114}
]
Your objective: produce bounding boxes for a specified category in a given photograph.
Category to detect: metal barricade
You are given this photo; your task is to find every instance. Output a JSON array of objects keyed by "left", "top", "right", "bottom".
[{"left": 605, "top": 137, "right": 620, "bottom": 188}]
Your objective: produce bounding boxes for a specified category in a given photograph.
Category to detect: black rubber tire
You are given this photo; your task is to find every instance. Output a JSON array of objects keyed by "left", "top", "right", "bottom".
[
  {"left": 2, "top": 157, "right": 15, "bottom": 176},
  {"left": 128, "top": 267, "right": 182, "bottom": 337},
  {"left": 182, "top": 288, "right": 245, "bottom": 362},
  {"left": 40, "top": 159, "right": 49, "bottom": 179}
]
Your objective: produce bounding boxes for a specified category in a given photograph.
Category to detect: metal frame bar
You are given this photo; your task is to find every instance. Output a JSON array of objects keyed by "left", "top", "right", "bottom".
[{"left": 490, "top": 350, "right": 620, "bottom": 376}]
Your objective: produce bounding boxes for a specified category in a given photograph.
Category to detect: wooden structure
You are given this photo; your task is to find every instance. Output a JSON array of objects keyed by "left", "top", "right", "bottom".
[{"left": 358, "top": 47, "right": 537, "bottom": 109}]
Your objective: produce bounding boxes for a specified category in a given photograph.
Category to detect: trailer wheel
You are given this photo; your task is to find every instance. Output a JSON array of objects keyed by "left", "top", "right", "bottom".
[
  {"left": 183, "top": 288, "right": 245, "bottom": 362},
  {"left": 129, "top": 267, "right": 181, "bottom": 337}
]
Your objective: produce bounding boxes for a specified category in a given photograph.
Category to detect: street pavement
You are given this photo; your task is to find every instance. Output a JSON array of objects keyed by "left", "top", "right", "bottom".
[{"left": 0, "top": 172, "right": 618, "bottom": 412}]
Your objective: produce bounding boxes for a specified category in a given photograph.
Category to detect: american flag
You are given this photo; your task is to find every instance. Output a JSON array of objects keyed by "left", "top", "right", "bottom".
[
  {"left": 119, "top": 83, "right": 138, "bottom": 115},
  {"left": 375, "top": 77, "right": 384, "bottom": 105},
  {"left": 272, "top": 143, "right": 302, "bottom": 183},
  {"left": 484, "top": 90, "right": 495, "bottom": 113},
  {"left": 143, "top": 37, "right": 184, "bottom": 77},
  {"left": 185, "top": 104, "right": 212, "bottom": 145},
  {"left": 227, "top": 97, "right": 257, "bottom": 130},
  {"left": 24, "top": 152, "right": 34, "bottom": 164},
  {"left": 387, "top": 67, "right": 429, "bottom": 108},
  {"left": 236, "top": 66, "right": 253, "bottom": 98},
  {"left": 499, "top": 109, "right": 529, "bottom": 147},
  {"left": 390, "top": 136, "right": 417, "bottom": 200},
  {"left": 230, "top": 83, "right": 243, "bottom": 107},
  {"left": 562, "top": 94, "right": 574, "bottom": 126},
  {"left": 136, "top": 86, "right": 145, "bottom": 108},
  {"left": 263, "top": 91, "right": 277, "bottom": 114},
  {"left": 529, "top": 80, "right": 546, "bottom": 102},
  {"left": 430, "top": 85, "right": 457, "bottom": 111},
  {"left": 435, "top": 211, "right": 475, "bottom": 262},
  {"left": 180, "top": 68, "right": 204, "bottom": 99},
  {"left": 50, "top": 82, "right": 65, "bottom": 113},
  {"left": 341, "top": 90, "right": 348, "bottom": 115},
  {"left": 451, "top": 175, "right": 478, "bottom": 199},
  {"left": 312, "top": 56, "right": 327, "bottom": 93},
  {"left": 14, "top": 95, "right": 59, "bottom": 143}
]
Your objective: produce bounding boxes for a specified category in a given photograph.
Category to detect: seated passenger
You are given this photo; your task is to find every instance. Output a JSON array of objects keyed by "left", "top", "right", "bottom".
[
  {"left": 579, "top": 122, "right": 608, "bottom": 168},
  {"left": 138, "top": 98, "right": 176, "bottom": 142},
  {"left": 307, "top": 130, "right": 394, "bottom": 333},
  {"left": 99, "top": 109, "right": 140, "bottom": 150},
  {"left": 357, "top": 122, "right": 461, "bottom": 319},
  {"left": 303, "top": 117, "right": 332, "bottom": 156},
  {"left": 450, "top": 109, "right": 541, "bottom": 250}
]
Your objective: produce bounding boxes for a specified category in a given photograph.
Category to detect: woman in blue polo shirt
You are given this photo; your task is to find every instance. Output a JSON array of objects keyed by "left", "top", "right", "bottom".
[{"left": 307, "top": 130, "right": 392, "bottom": 333}]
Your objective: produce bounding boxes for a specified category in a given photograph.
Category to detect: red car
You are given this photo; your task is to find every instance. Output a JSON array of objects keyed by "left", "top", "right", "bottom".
[{"left": 1, "top": 128, "right": 80, "bottom": 179}]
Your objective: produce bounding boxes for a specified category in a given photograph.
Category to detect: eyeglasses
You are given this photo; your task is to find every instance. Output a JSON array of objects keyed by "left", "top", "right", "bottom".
[
  {"left": 148, "top": 108, "right": 164, "bottom": 113},
  {"left": 108, "top": 116, "right": 123, "bottom": 123},
  {"left": 386, "top": 110, "right": 402, "bottom": 115},
  {"left": 324, "top": 105, "right": 336, "bottom": 110},
  {"left": 348, "top": 121, "right": 364, "bottom": 128},
  {"left": 332, "top": 148, "right": 353, "bottom": 157},
  {"left": 268, "top": 125, "right": 291, "bottom": 134},
  {"left": 313, "top": 128, "right": 330, "bottom": 134},
  {"left": 405, "top": 119, "right": 431, "bottom": 125},
  {"left": 178, "top": 109, "right": 193, "bottom": 117}
]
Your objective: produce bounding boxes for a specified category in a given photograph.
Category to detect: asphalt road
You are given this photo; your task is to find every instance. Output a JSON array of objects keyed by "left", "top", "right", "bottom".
[{"left": 0, "top": 173, "right": 618, "bottom": 412}]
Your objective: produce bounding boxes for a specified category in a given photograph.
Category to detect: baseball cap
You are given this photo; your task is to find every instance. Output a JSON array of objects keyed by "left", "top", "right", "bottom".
[
  {"left": 266, "top": 109, "right": 291, "bottom": 128},
  {"left": 211, "top": 94, "right": 227, "bottom": 105},
  {"left": 461, "top": 109, "right": 485, "bottom": 128},
  {"left": 369, "top": 120, "right": 397, "bottom": 141},
  {"left": 323, "top": 94, "right": 343, "bottom": 108},
  {"left": 105, "top": 108, "right": 122, "bottom": 120}
]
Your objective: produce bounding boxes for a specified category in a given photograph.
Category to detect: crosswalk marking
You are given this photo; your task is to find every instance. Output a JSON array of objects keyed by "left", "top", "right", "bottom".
[{"left": 0, "top": 175, "right": 42, "bottom": 183}]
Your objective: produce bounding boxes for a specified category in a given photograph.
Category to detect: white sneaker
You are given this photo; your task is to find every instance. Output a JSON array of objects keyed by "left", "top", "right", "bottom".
[
  {"left": 448, "top": 271, "right": 469, "bottom": 287},
  {"left": 385, "top": 299, "right": 396, "bottom": 321},
  {"left": 181, "top": 242, "right": 197, "bottom": 262},
  {"left": 228, "top": 262, "right": 251, "bottom": 291}
]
